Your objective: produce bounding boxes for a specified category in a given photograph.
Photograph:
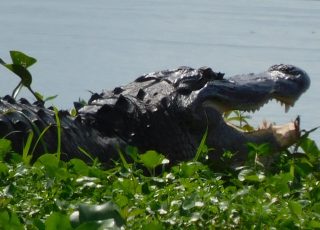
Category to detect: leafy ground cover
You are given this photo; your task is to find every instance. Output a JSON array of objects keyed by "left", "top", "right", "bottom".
[
  {"left": 1, "top": 115, "right": 320, "bottom": 229},
  {"left": 1, "top": 51, "right": 320, "bottom": 229}
]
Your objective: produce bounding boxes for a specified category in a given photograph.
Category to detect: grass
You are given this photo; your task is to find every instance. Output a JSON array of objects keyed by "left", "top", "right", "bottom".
[{"left": 0, "top": 114, "right": 320, "bottom": 229}]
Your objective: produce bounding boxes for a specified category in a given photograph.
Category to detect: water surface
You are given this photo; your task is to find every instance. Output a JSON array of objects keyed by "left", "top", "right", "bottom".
[{"left": 0, "top": 0, "right": 319, "bottom": 142}]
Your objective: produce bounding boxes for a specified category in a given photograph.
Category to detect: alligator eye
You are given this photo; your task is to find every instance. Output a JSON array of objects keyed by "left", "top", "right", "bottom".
[
  {"left": 113, "top": 87, "right": 124, "bottom": 94},
  {"left": 199, "top": 67, "right": 224, "bottom": 80}
]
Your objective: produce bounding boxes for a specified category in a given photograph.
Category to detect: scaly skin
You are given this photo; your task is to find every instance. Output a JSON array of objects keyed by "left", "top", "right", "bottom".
[{"left": 0, "top": 64, "right": 310, "bottom": 166}]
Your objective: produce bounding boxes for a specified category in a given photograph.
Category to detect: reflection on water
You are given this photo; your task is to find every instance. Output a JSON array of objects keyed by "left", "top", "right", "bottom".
[{"left": 0, "top": 0, "right": 319, "bottom": 142}]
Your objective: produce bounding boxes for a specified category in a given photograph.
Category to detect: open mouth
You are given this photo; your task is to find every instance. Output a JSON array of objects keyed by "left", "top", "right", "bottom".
[
  {"left": 239, "top": 97, "right": 295, "bottom": 114},
  {"left": 199, "top": 64, "right": 310, "bottom": 116},
  {"left": 220, "top": 99, "right": 302, "bottom": 150},
  {"left": 202, "top": 97, "right": 294, "bottom": 114}
]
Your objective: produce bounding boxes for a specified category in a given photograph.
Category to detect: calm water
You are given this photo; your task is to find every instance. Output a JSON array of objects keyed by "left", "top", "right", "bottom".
[{"left": 0, "top": 0, "right": 319, "bottom": 142}]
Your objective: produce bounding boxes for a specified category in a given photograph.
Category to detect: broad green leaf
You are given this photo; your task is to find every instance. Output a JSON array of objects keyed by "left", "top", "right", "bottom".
[
  {"left": 300, "top": 137, "right": 319, "bottom": 156},
  {"left": 294, "top": 160, "right": 314, "bottom": 177},
  {"left": 0, "top": 52, "right": 41, "bottom": 101},
  {"left": 32, "top": 219, "right": 45, "bottom": 230},
  {"left": 118, "top": 178, "right": 140, "bottom": 194},
  {"left": 3, "top": 64, "right": 32, "bottom": 86},
  {"left": 45, "top": 212, "right": 72, "bottom": 230},
  {"left": 288, "top": 201, "right": 302, "bottom": 217},
  {"left": 0, "top": 162, "right": 9, "bottom": 176},
  {"left": 114, "top": 194, "right": 129, "bottom": 208},
  {"left": 268, "top": 173, "right": 293, "bottom": 194},
  {"left": 309, "top": 220, "right": 320, "bottom": 228},
  {"left": 126, "top": 146, "right": 140, "bottom": 162},
  {"left": 139, "top": 150, "right": 166, "bottom": 169},
  {"left": 35, "top": 154, "right": 60, "bottom": 177},
  {"left": 10, "top": 50, "right": 37, "bottom": 68},
  {"left": 247, "top": 143, "right": 271, "bottom": 156},
  {"left": 312, "top": 202, "right": 320, "bottom": 212},
  {"left": 0, "top": 210, "right": 23, "bottom": 230},
  {"left": 69, "top": 159, "right": 90, "bottom": 176},
  {"left": 179, "top": 162, "right": 203, "bottom": 178},
  {"left": 142, "top": 220, "right": 165, "bottom": 230}
]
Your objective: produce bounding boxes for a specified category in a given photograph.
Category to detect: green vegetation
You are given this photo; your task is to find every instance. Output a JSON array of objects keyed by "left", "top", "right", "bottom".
[
  {"left": 1, "top": 130, "right": 320, "bottom": 229},
  {"left": 0, "top": 50, "right": 57, "bottom": 102},
  {"left": 1, "top": 51, "right": 320, "bottom": 229}
]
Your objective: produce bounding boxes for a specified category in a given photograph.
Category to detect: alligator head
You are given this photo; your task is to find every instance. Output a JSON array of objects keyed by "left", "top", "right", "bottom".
[{"left": 80, "top": 64, "right": 310, "bottom": 166}]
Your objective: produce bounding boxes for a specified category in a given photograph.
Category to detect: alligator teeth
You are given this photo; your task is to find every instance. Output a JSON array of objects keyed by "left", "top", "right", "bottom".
[
  {"left": 276, "top": 99, "right": 291, "bottom": 113},
  {"left": 285, "top": 104, "right": 290, "bottom": 113}
]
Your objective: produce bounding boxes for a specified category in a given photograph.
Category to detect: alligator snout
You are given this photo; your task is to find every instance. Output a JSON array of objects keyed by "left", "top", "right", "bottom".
[{"left": 270, "top": 64, "right": 310, "bottom": 106}]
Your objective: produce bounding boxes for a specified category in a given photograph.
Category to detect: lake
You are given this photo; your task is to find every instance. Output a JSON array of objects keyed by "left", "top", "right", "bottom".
[{"left": 0, "top": 0, "right": 319, "bottom": 143}]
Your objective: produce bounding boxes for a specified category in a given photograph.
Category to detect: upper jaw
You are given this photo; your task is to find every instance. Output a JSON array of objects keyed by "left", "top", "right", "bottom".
[{"left": 194, "top": 64, "right": 310, "bottom": 114}]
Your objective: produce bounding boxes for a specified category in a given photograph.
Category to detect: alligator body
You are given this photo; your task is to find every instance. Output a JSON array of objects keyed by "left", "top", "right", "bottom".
[{"left": 0, "top": 64, "right": 310, "bottom": 166}]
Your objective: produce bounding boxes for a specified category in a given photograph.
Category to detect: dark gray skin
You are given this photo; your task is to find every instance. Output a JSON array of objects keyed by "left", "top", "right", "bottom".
[{"left": 0, "top": 64, "right": 310, "bottom": 166}]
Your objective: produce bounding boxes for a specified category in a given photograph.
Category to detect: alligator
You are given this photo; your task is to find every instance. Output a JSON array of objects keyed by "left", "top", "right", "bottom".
[{"left": 0, "top": 64, "right": 310, "bottom": 167}]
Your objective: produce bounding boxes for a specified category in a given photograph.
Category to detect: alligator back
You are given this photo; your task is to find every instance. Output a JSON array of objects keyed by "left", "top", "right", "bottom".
[
  {"left": 0, "top": 95, "right": 124, "bottom": 163},
  {"left": 78, "top": 68, "right": 203, "bottom": 162}
]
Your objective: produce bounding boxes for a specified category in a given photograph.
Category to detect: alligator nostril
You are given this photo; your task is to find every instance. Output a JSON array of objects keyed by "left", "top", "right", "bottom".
[
  {"left": 113, "top": 87, "right": 124, "bottom": 94},
  {"left": 269, "top": 64, "right": 303, "bottom": 76},
  {"left": 270, "top": 64, "right": 311, "bottom": 95}
]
